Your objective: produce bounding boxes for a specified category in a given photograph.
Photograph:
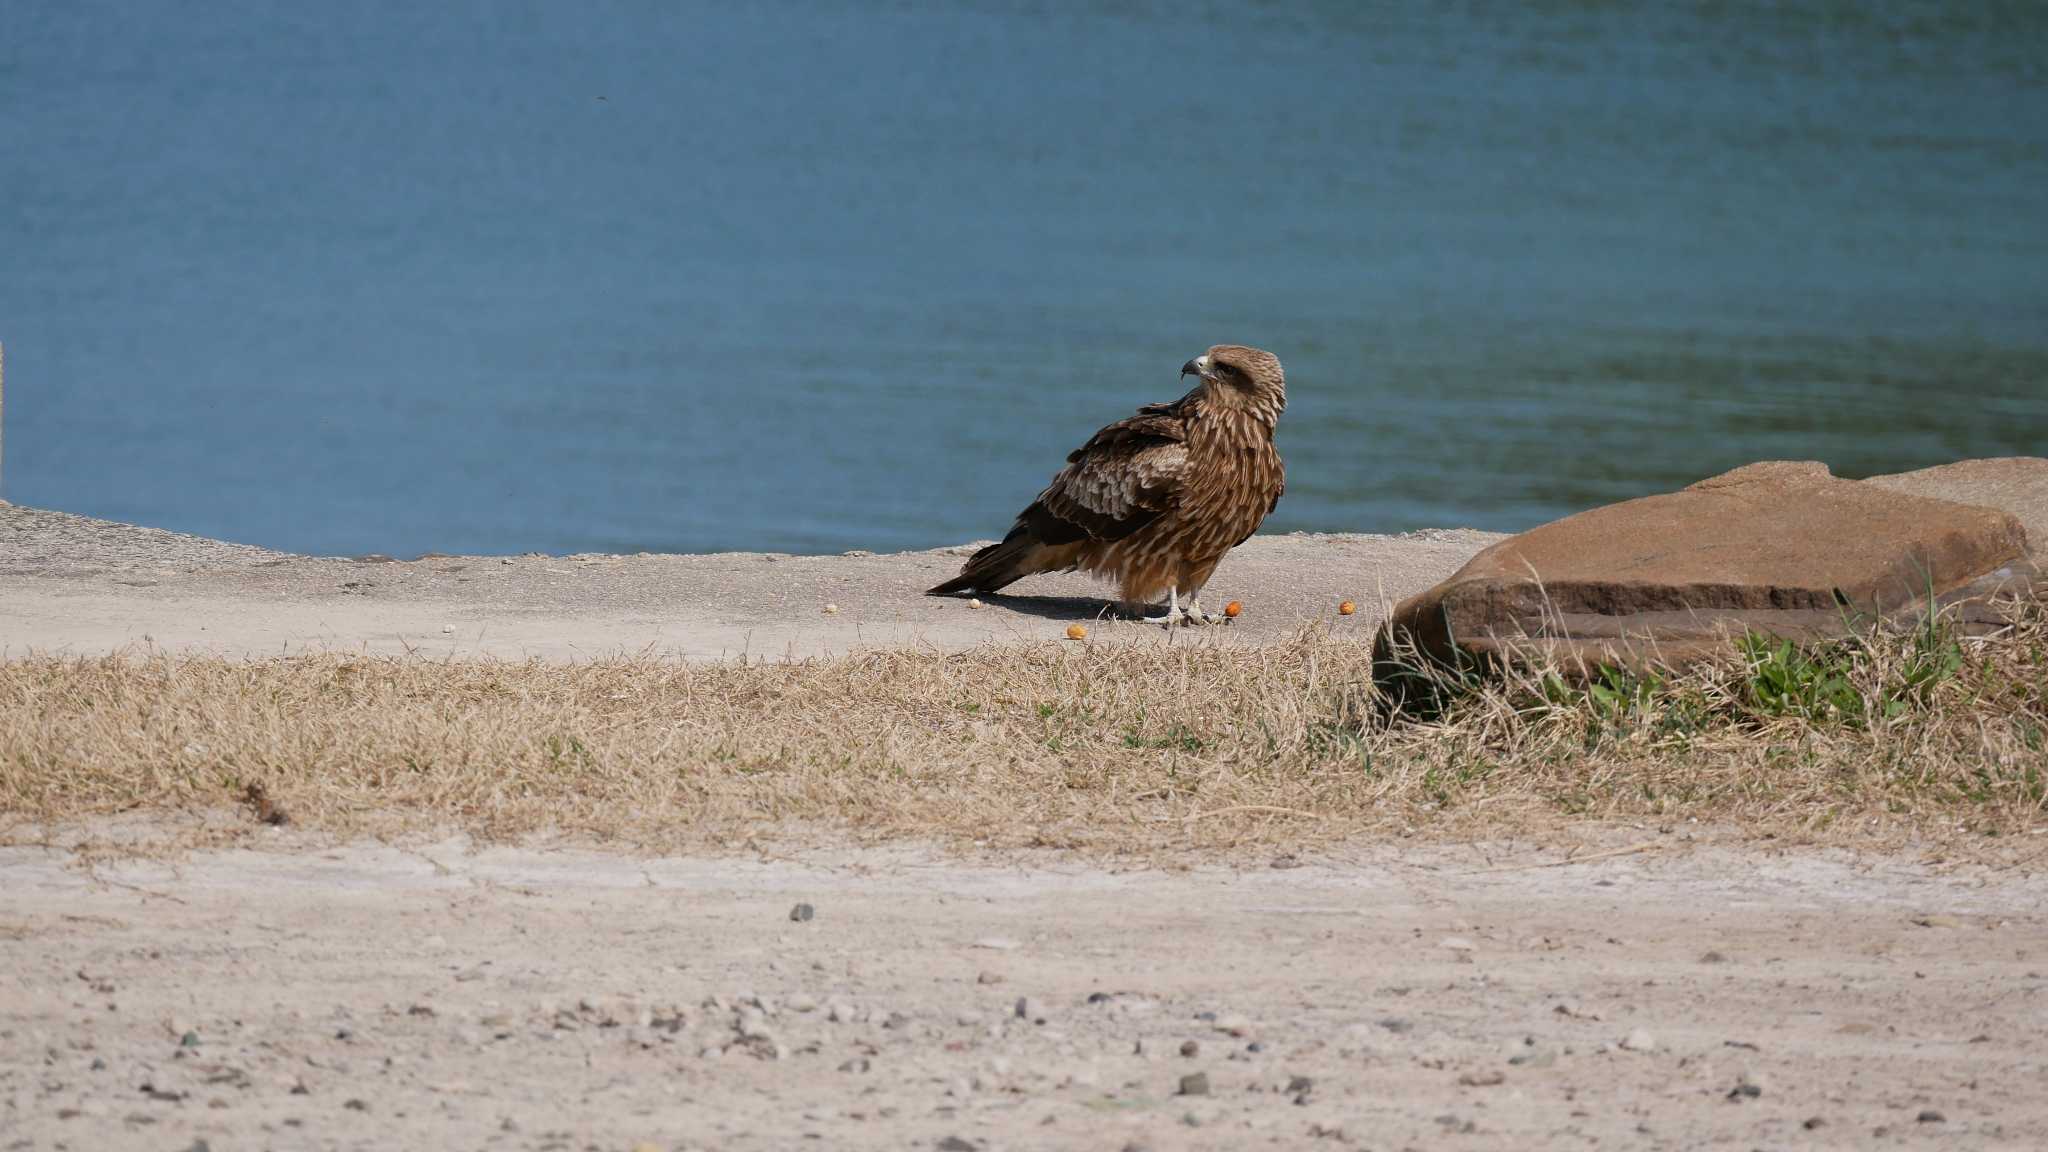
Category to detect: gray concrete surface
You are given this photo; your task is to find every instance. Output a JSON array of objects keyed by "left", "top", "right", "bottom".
[{"left": 0, "top": 501, "right": 1500, "bottom": 660}]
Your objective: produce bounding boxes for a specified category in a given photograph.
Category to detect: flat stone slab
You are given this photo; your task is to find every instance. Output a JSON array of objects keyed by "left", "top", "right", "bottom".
[
  {"left": 1864, "top": 457, "right": 2048, "bottom": 562},
  {"left": 1378, "top": 459, "right": 2044, "bottom": 676}
]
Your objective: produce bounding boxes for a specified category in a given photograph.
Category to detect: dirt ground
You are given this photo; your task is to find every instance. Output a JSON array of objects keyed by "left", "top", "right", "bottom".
[{"left": 2, "top": 832, "right": 2045, "bottom": 1152}]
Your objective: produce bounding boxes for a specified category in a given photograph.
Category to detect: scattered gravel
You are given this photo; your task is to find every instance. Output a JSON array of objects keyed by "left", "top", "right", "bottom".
[{"left": 4, "top": 838, "right": 2039, "bottom": 1150}]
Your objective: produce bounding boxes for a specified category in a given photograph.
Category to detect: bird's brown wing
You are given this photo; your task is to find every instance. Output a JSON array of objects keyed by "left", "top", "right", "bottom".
[
  {"left": 925, "top": 398, "right": 1200, "bottom": 597},
  {"left": 1019, "top": 406, "right": 1190, "bottom": 546},
  {"left": 1238, "top": 473, "right": 1285, "bottom": 548}
]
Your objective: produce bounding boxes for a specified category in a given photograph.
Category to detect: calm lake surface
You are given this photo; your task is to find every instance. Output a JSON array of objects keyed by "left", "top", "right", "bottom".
[{"left": 4, "top": 2, "right": 2045, "bottom": 557}]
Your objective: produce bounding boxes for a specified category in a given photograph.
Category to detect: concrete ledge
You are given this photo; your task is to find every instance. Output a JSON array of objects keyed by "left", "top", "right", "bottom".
[{"left": 0, "top": 502, "right": 1500, "bottom": 661}]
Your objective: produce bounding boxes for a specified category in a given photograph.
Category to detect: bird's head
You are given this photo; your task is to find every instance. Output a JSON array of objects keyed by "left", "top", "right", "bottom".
[{"left": 1181, "top": 345, "right": 1285, "bottom": 423}]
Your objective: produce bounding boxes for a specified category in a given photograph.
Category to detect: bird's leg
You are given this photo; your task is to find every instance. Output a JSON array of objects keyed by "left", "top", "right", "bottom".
[
  {"left": 1182, "top": 587, "right": 1227, "bottom": 626},
  {"left": 1140, "top": 585, "right": 1184, "bottom": 627}
]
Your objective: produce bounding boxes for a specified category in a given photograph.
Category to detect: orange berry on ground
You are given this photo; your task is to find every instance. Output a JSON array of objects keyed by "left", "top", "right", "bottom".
[
  {"left": 1065, "top": 623, "right": 1088, "bottom": 640},
  {"left": 1223, "top": 601, "right": 1243, "bottom": 618},
  {"left": 1338, "top": 600, "right": 1357, "bottom": 616}
]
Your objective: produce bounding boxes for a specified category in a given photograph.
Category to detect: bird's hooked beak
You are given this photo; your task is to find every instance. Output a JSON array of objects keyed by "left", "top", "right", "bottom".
[{"left": 1180, "top": 354, "right": 1214, "bottom": 381}]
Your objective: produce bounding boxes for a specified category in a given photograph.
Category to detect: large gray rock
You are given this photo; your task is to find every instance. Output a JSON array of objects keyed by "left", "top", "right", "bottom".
[{"left": 1375, "top": 460, "right": 2042, "bottom": 683}]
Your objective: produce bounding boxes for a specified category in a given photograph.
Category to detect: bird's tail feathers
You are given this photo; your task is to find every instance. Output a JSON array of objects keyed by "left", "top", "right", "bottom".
[{"left": 926, "top": 529, "right": 1072, "bottom": 596}]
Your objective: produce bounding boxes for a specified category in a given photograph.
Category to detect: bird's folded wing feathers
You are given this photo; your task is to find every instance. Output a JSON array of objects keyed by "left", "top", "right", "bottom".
[
  {"left": 1238, "top": 475, "right": 1285, "bottom": 548},
  {"left": 1021, "top": 411, "right": 1189, "bottom": 545}
]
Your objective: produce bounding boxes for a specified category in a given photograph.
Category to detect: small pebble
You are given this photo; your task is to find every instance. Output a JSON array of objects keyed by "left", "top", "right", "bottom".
[
  {"left": 735, "top": 1011, "right": 775, "bottom": 1043},
  {"left": 1803, "top": 1116, "right": 1827, "bottom": 1130},
  {"left": 1179, "top": 1040, "right": 1200, "bottom": 1058},
  {"left": 1015, "top": 997, "right": 1047, "bottom": 1023},
  {"left": 823, "top": 603, "right": 839, "bottom": 615},
  {"left": 1917, "top": 1109, "right": 1945, "bottom": 1124},
  {"left": 1620, "top": 1028, "right": 1658, "bottom": 1053},
  {"left": 968, "top": 598, "right": 984, "bottom": 610},
  {"left": 179, "top": 1031, "right": 200, "bottom": 1048},
  {"left": 1178, "top": 1071, "right": 1211, "bottom": 1097},
  {"left": 937, "top": 1138, "right": 976, "bottom": 1152},
  {"left": 789, "top": 902, "right": 814, "bottom": 923},
  {"left": 440, "top": 624, "right": 455, "bottom": 634},
  {"left": 976, "top": 971, "right": 1005, "bottom": 986}
]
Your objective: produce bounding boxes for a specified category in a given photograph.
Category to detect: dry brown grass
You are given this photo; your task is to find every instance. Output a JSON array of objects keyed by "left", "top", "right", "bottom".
[{"left": 2, "top": 605, "right": 2044, "bottom": 854}]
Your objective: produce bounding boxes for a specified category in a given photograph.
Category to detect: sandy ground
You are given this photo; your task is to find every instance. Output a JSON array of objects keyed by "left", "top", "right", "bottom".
[
  {"left": 2, "top": 834, "right": 2044, "bottom": 1151},
  {"left": 0, "top": 502, "right": 1498, "bottom": 661}
]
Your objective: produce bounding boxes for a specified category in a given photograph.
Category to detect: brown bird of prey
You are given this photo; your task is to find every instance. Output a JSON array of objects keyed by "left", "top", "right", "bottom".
[{"left": 928, "top": 344, "right": 1286, "bottom": 625}]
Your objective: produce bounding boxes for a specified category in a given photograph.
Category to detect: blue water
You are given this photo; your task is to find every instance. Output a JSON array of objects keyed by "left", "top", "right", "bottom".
[{"left": 4, "top": 2, "right": 2045, "bottom": 557}]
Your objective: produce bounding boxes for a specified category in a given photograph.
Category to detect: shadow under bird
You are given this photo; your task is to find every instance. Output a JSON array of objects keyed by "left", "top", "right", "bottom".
[{"left": 928, "top": 344, "right": 1287, "bottom": 626}]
